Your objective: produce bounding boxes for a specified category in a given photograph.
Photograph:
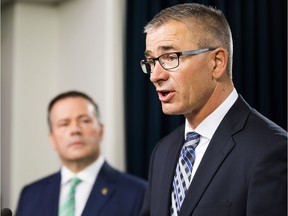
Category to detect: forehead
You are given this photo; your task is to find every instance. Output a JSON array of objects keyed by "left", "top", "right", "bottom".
[
  {"left": 50, "top": 97, "right": 95, "bottom": 119},
  {"left": 145, "top": 21, "right": 196, "bottom": 56}
]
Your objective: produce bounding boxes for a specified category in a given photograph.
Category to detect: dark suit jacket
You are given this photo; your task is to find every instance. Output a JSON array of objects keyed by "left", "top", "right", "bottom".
[
  {"left": 16, "top": 162, "right": 147, "bottom": 216},
  {"left": 140, "top": 96, "right": 287, "bottom": 216}
]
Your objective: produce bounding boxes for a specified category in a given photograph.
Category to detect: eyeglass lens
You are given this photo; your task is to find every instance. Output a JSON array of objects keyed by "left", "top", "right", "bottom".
[{"left": 141, "top": 53, "right": 179, "bottom": 74}]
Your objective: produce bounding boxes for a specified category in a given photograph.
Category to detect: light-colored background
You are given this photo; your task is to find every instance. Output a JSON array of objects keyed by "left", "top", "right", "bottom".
[{"left": 1, "top": 0, "right": 126, "bottom": 212}]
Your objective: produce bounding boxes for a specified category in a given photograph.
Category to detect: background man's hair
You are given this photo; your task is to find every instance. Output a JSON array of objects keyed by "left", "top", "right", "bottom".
[{"left": 47, "top": 90, "right": 100, "bottom": 132}]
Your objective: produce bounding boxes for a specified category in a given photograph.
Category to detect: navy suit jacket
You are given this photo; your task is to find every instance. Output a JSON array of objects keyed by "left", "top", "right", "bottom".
[
  {"left": 16, "top": 162, "right": 147, "bottom": 216},
  {"left": 140, "top": 96, "right": 287, "bottom": 216}
]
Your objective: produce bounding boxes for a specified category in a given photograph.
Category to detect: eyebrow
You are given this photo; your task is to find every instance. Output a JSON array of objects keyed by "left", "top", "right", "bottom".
[
  {"left": 144, "top": 45, "right": 176, "bottom": 57},
  {"left": 56, "top": 114, "right": 91, "bottom": 123}
]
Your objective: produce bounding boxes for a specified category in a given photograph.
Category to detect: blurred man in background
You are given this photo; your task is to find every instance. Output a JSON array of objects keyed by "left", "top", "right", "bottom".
[{"left": 16, "top": 90, "right": 147, "bottom": 216}]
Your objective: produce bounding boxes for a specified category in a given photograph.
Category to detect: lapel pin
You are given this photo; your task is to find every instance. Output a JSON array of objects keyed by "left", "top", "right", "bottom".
[{"left": 101, "top": 187, "right": 109, "bottom": 195}]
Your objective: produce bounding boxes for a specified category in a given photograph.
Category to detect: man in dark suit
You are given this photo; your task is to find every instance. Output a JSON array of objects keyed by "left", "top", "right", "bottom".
[
  {"left": 16, "top": 90, "right": 147, "bottom": 216},
  {"left": 139, "top": 3, "right": 287, "bottom": 216}
]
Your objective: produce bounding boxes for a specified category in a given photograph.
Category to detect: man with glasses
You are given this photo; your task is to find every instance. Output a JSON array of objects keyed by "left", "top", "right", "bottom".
[{"left": 140, "top": 3, "right": 287, "bottom": 216}]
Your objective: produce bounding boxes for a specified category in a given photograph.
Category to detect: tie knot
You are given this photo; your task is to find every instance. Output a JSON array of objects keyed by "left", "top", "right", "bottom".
[
  {"left": 186, "top": 132, "right": 200, "bottom": 142},
  {"left": 70, "top": 177, "right": 81, "bottom": 188},
  {"left": 184, "top": 132, "right": 200, "bottom": 149}
]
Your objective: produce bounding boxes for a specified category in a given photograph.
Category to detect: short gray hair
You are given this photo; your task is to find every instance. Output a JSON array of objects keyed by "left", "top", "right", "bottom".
[{"left": 144, "top": 3, "right": 233, "bottom": 76}]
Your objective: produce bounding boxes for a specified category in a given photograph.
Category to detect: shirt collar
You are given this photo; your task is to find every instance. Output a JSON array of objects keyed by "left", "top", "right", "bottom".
[
  {"left": 60, "top": 155, "right": 105, "bottom": 185},
  {"left": 185, "top": 88, "right": 238, "bottom": 140}
]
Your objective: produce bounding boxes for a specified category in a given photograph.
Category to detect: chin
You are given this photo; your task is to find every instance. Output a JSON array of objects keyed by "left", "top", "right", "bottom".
[
  {"left": 162, "top": 104, "right": 184, "bottom": 115},
  {"left": 162, "top": 108, "right": 178, "bottom": 115}
]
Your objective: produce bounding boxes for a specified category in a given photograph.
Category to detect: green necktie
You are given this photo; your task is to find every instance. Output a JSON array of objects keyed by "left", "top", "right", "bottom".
[{"left": 59, "top": 177, "right": 81, "bottom": 216}]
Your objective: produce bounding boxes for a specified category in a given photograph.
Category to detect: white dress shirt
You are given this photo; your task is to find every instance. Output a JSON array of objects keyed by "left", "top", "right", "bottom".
[
  {"left": 185, "top": 88, "right": 238, "bottom": 182},
  {"left": 59, "top": 156, "right": 105, "bottom": 216}
]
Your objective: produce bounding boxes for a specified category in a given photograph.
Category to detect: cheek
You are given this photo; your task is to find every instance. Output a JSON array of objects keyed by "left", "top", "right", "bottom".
[
  {"left": 85, "top": 128, "right": 103, "bottom": 142},
  {"left": 51, "top": 133, "right": 67, "bottom": 149},
  {"left": 178, "top": 69, "right": 213, "bottom": 103},
  {"left": 177, "top": 74, "right": 197, "bottom": 99}
]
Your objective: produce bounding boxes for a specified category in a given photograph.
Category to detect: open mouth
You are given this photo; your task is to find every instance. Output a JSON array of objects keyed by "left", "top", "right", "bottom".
[
  {"left": 158, "top": 90, "right": 174, "bottom": 102},
  {"left": 160, "top": 91, "right": 169, "bottom": 96}
]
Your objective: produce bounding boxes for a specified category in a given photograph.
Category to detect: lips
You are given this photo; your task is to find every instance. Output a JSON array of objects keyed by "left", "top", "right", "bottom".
[
  {"left": 157, "top": 90, "right": 175, "bottom": 102},
  {"left": 69, "top": 141, "right": 84, "bottom": 147}
]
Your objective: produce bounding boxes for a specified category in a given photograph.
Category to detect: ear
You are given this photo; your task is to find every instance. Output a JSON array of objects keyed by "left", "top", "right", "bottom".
[
  {"left": 98, "top": 124, "right": 104, "bottom": 141},
  {"left": 211, "top": 48, "right": 228, "bottom": 79}
]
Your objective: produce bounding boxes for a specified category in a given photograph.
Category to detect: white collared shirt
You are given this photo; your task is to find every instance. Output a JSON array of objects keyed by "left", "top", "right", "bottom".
[
  {"left": 185, "top": 88, "right": 238, "bottom": 181},
  {"left": 59, "top": 156, "right": 105, "bottom": 216}
]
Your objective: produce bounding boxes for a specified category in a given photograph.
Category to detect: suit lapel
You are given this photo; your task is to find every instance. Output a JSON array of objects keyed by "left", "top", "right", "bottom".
[
  {"left": 157, "top": 125, "right": 185, "bottom": 215},
  {"left": 81, "top": 162, "right": 116, "bottom": 216},
  {"left": 179, "top": 96, "right": 250, "bottom": 216},
  {"left": 180, "top": 130, "right": 236, "bottom": 216},
  {"left": 43, "top": 172, "right": 61, "bottom": 216}
]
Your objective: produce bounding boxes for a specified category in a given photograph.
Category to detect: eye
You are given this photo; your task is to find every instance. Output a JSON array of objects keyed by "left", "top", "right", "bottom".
[
  {"left": 146, "top": 58, "right": 155, "bottom": 66},
  {"left": 58, "top": 121, "right": 69, "bottom": 127},
  {"left": 80, "top": 117, "right": 92, "bottom": 124},
  {"left": 162, "top": 53, "right": 178, "bottom": 62}
]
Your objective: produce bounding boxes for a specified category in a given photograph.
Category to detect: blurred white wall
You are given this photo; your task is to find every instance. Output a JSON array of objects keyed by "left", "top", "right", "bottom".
[{"left": 1, "top": 0, "right": 126, "bottom": 211}]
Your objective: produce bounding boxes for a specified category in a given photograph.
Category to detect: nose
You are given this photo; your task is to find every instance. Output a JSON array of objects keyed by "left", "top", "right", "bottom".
[
  {"left": 70, "top": 122, "right": 82, "bottom": 135},
  {"left": 150, "top": 61, "right": 169, "bottom": 84}
]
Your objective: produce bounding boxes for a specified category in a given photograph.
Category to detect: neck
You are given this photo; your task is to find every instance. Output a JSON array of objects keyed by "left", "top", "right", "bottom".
[
  {"left": 63, "top": 157, "right": 98, "bottom": 173},
  {"left": 185, "top": 81, "right": 233, "bottom": 129}
]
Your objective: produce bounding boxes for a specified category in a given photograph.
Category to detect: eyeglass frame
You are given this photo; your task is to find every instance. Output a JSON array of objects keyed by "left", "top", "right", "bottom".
[{"left": 140, "top": 47, "right": 217, "bottom": 74}]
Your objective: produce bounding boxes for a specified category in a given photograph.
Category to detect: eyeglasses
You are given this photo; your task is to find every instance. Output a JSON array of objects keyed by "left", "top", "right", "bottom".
[{"left": 140, "top": 48, "right": 216, "bottom": 74}]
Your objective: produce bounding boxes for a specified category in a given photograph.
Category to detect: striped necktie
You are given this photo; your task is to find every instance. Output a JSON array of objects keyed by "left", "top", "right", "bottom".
[
  {"left": 59, "top": 177, "right": 81, "bottom": 216},
  {"left": 171, "top": 132, "right": 200, "bottom": 216}
]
